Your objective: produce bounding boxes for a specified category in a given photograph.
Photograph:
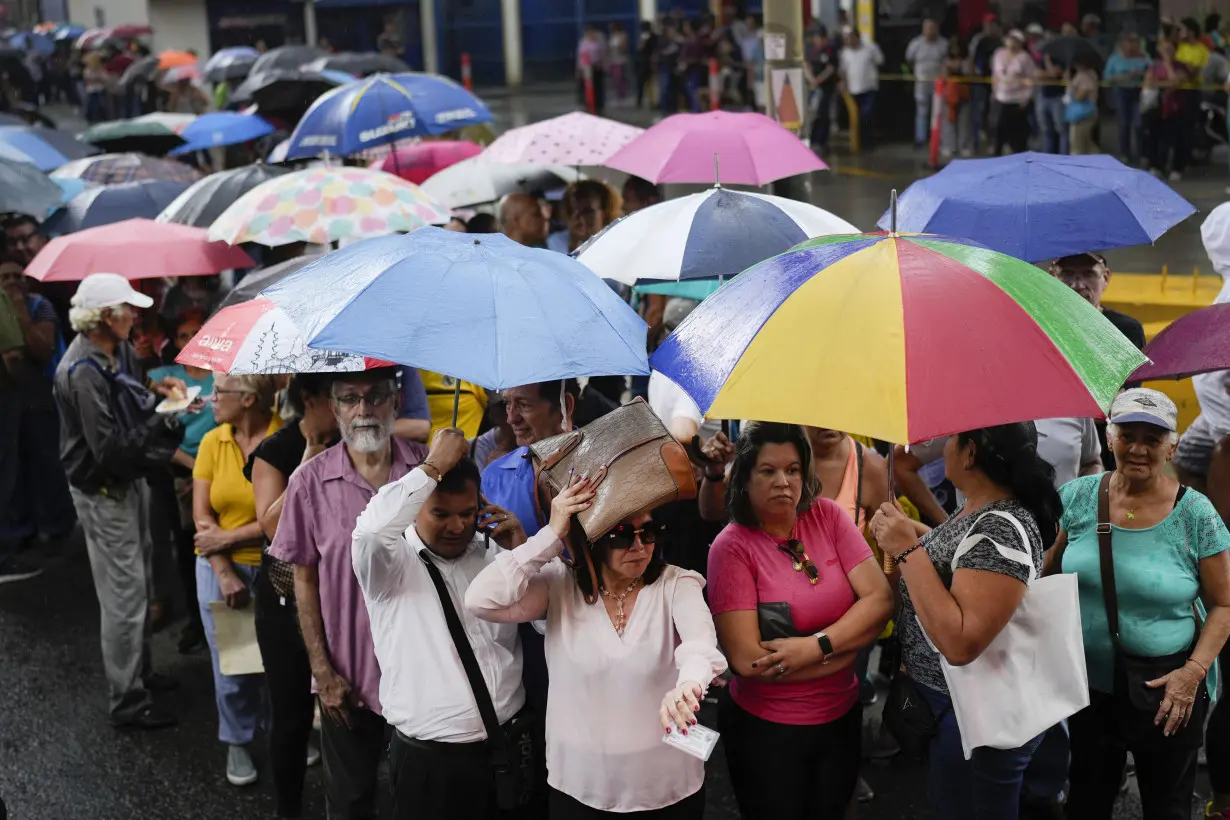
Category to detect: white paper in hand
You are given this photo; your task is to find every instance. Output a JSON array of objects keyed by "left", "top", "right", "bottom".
[{"left": 661, "top": 724, "right": 720, "bottom": 762}]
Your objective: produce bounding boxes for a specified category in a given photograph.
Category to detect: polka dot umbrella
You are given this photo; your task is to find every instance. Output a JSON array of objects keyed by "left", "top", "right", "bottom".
[
  {"left": 482, "top": 111, "right": 644, "bottom": 166},
  {"left": 208, "top": 165, "right": 452, "bottom": 247}
]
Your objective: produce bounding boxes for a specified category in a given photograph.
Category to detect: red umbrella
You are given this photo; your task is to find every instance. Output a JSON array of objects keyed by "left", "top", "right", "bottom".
[
  {"left": 25, "top": 218, "right": 254, "bottom": 283},
  {"left": 109, "top": 24, "right": 154, "bottom": 38},
  {"left": 369, "top": 141, "right": 483, "bottom": 185}
]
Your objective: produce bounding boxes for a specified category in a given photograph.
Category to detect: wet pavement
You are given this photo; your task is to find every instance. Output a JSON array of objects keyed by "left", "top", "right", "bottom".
[{"left": 3, "top": 89, "right": 1224, "bottom": 819}]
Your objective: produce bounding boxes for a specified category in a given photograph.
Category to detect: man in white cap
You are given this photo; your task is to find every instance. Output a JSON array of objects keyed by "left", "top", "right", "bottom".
[{"left": 53, "top": 273, "right": 187, "bottom": 729}]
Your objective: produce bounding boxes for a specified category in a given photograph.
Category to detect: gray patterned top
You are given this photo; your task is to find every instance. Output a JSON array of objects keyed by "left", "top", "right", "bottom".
[{"left": 898, "top": 500, "right": 1045, "bottom": 693}]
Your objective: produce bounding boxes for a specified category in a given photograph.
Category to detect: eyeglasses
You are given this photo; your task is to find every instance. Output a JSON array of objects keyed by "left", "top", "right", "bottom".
[
  {"left": 210, "top": 388, "right": 252, "bottom": 401},
  {"left": 599, "top": 521, "right": 666, "bottom": 550},
  {"left": 333, "top": 391, "right": 394, "bottom": 408},
  {"left": 779, "top": 539, "right": 819, "bottom": 585}
]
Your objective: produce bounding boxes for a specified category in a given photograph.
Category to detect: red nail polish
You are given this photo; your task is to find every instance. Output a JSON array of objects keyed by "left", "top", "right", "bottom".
[
  {"left": 682, "top": 728, "right": 688, "bottom": 735},
  {"left": 665, "top": 727, "right": 671, "bottom": 734},
  {"left": 691, "top": 719, "right": 697, "bottom": 725}
]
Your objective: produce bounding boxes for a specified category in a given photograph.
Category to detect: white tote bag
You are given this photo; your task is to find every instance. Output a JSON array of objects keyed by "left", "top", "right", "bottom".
[{"left": 919, "top": 510, "right": 1090, "bottom": 760}]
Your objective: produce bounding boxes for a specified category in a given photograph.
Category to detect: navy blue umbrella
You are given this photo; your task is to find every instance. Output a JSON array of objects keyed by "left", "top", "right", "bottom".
[{"left": 43, "top": 179, "right": 193, "bottom": 234}]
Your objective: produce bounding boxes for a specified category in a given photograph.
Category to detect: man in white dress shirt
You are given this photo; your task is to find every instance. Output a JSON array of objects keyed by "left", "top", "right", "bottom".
[{"left": 351, "top": 428, "right": 548, "bottom": 819}]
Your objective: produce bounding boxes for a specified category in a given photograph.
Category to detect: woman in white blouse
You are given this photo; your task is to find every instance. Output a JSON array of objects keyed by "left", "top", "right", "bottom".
[{"left": 466, "top": 477, "right": 728, "bottom": 819}]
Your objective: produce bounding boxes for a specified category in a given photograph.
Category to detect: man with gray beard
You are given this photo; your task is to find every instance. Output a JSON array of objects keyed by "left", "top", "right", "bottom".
[{"left": 269, "top": 368, "right": 428, "bottom": 820}]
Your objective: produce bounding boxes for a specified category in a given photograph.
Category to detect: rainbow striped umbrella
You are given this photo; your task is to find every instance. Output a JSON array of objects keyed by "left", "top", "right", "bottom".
[{"left": 650, "top": 232, "right": 1148, "bottom": 444}]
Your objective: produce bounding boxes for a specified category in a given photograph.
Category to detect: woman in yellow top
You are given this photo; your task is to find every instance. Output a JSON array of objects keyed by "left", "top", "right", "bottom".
[
  {"left": 193, "top": 373, "right": 281, "bottom": 788},
  {"left": 419, "top": 369, "right": 487, "bottom": 438}
]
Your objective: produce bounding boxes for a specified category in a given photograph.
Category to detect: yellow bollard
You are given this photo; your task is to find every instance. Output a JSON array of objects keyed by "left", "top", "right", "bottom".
[{"left": 1161, "top": 264, "right": 1168, "bottom": 291}]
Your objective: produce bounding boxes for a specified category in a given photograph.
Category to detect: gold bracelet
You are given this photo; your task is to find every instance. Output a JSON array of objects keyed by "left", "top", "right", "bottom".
[{"left": 421, "top": 460, "right": 442, "bottom": 481}]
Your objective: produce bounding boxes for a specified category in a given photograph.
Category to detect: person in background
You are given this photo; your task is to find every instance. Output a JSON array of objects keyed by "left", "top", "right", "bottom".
[
  {"left": 270, "top": 368, "right": 428, "bottom": 819},
  {"left": 741, "top": 14, "right": 765, "bottom": 112},
  {"left": 1052, "top": 389, "right": 1230, "bottom": 820},
  {"left": 0, "top": 282, "right": 35, "bottom": 582},
  {"left": 969, "top": 14, "right": 1004, "bottom": 152},
  {"left": 81, "top": 52, "right": 109, "bottom": 123},
  {"left": 466, "top": 213, "right": 498, "bottom": 234},
  {"left": 1049, "top": 253, "right": 1146, "bottom": 349},
  {"left": 498, "top": 193, "right": 550, "bottom": 248},
  {"left": 249, "top": 374, "right": 336, "bottom": 820},
  {"left": 547, "top": 180, "right": 621, "bottom": 255},
  {"left": 1035, "top": 37, "right": 1069, "bottom": 156},
  {"left": 392, "top": 366, "right": 431, "bottom": 444},
  {"left": 1081, "top": 14, "right": 1113, "bottom": 61},
  {"left": 635, "top": 20, "right": 658, "bottom": 109},
  {"left": 905, "top": 19, "right": 948, "bottom": 149},
  {"left": 418, "top": 371, "right": 487, "bottom": 440},
  {"left": 4, "top": 214, "right": 48, "bottom": 266},
  {"left": 621, "top": 176, "right": 662, "bottom": 215},
  {"left": 54, "top": 273, "right": 187, "bottom": 728},
  {"left": 1205, "top": 13, "right": 1225, "bottom": 50},
  {"left": 1103, "top": 33, "right": 1152, "bottom": 165},
  {"left": 870, "top": 422, "right": 1062, "bottom": 820},
  {"left": 608, "top": 23, "right": 630, "bottom": 104},
  {"left": 469, "top": 392, "right": 515, "bottom": 472},
  {"left": 940, "top": 38, "right": 973, "bottom": 158},
  {"left": 1175, "top": 18, "right": 1211, "bottom": 73},
  {"left": 468, "top": 466, "right": 728, "bottom": 819},
  {"left": 656, "top": 19, "right": 683, "bottom": 114},
  {"left": 708, "top": 422, "right": 893, "bottom": 819},
  {"left": 1141, "top": 39, "right": 1193, "bottom": 182},
  {"left": 376, "top": 18, "right": 403, "bottom": 59},
  {"left": 838, "top": 28, "right": 883, "bottom": 148},
  {"left": 804, "top": 26, "right": 839, "bottom": 154},
  {"left": 577, "top": 24, "right": 607, "bottom": 114},
  {"left": 193, "top": 373, "right": 281, "bottom": 787},
  {"left": 992, "top": 30, "right": 1037, "bottom": 155},
  {"left": 1067, "top": 53, "right": 1101, "bottom": 154},
  {"left": 161, "top": 275, "right": 222, "bottom": 322}
]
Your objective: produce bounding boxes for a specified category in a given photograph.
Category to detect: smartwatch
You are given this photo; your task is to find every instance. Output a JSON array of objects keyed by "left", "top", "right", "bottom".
[{"left": 815, "top": 632, "right": 834, "bottom": 662}]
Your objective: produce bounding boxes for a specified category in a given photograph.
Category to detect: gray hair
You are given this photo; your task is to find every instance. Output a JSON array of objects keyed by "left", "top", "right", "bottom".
[
  {"left": 1106, "top": 422, "right": 1179, "bottom": 446},
  {"left": 68, "top": 304, "right": 128, "bottom": 334}
]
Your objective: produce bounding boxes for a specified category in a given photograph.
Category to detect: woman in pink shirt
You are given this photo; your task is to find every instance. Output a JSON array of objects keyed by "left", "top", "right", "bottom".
[
  {"left": 991, "top": 30, "right": 1036, "bottom": 155},
  {"left": 707, "top": 422, "right": 893, "bottom": 819}
]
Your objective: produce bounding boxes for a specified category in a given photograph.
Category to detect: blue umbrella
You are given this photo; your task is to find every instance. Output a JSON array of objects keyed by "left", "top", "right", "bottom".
[
  {"left": 282, "top": 72, "right": 492, "bottom": 161},
  {"left": 42, "top": 179, "right": 192, "bottom": 234},
  {"left": 878, "top": 152, "right": 1196, "bottom": 263},
  {"left": 0, "top": 157, "right": 68, "bottom": 217},
  {"left": 0, "top": 125, "right": 71, "bottom": 170},
  {"left": 168, "top": 111, "right": 274, "bottom": 155},
  {"left": 8, "top": 32, "right": 54, "bottom": 54},
  {"left": 262, "top": 228, "right": 649, "bottom": 388}
]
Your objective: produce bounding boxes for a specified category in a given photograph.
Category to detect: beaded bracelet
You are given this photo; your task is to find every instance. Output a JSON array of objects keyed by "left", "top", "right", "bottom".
[{"left": 896, "top": 543, "right": 924, "bottom": 564}]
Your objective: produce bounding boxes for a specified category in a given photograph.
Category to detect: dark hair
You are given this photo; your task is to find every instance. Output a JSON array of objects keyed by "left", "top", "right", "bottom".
[
  {"left": 1206, "top": 14, "right": 1221, "bottom": 34},
  {"left": 726, "top": 422, "right": 820, "bottom": 529},
  {"left": 283, "top": 373, "right": 334, "bottom": 418},
  {"left": 436, "top": 457, "right": 482, "bottom": 500},
  {"left": 571, "top": 518, "right": 667, "bottom": 603},
  {"left": 622, "top": 176, "right": 662, "bottom": 206},
  {"left": 1180, "top": 17, "right": 1201, "bottom": 35},
  {"left": 956, "top": 422, "right": 1062, "bottom": 544},
  {"left": 466, "top": 213, "right": 499, "bottom": 233},
  {"left": 3, "top": 214, "right": 39, "bottom": 234},
  {"left": 534, "top": 378, "right": 581, "bottom": 403}
]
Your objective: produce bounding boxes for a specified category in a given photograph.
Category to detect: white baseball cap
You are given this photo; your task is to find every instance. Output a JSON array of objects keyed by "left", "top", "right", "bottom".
[
  {"left": 72, "top": 273, "right": 154, "bottom": 310},
  {"left": 1109, "top": 388, "right": 1178, "bottom": 432}
]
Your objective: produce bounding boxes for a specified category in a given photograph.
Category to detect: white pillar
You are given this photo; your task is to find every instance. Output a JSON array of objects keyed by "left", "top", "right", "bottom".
[
  {"left": 638, "top": 0, "right": 656, "bottom": 21},
  {"left": 501, "top": 0, "right": 522, "bottom": 88},
  {"left": 420, "top": 0, "right": 438, "bottom": 74},
  {"left": 303, "top": 0, "right": 317, "bottom": 47}
]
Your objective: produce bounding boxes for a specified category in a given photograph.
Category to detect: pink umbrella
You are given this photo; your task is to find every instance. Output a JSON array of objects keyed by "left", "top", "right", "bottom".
[
  {"left": 483, "top": 111, "right": 644, "bottom": 166},
  {"left": 26, "top": 218, "right": 254, "bottom": 282},
  {"left": 369, "top": 141, "right": 483, "bottom": 185},
  {"left": 603, "top": 111, "right": 827, "bottom": 186}
]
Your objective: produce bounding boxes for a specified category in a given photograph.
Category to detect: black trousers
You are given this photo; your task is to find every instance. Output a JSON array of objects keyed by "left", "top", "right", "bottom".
[
  {"left": 548, "top": 786, "right": 705, "bottom": 818},
  {"left": 1205, "top": 643, "right": 1230, "bottom": 795},
  {"left": 319, "top": 703, "right": 389, "bottom": 820},
  {"left": 718, "top": 691, "right": 861, "bottom": 819},
  {"left": 254, "top": 559, "right": 315, "bottom": 818},
  {"left": 1066, "top": 689, "right": 1198, "bottom": 820},
  {"left": 389, "top": 731, "right": 543, "bottom": 820},
  {"left": 995, "top": 102, "right": 1030, "bottom": 155}
]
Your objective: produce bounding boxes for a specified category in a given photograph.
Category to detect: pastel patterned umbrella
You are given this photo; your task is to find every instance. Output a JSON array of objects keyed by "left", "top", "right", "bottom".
[
  {"left": 483, "top": 112, "right": 644, "bottom": 166},
  {"left": 208, "top": 165, "right": 452, "bottom": 247},
  {"left": 650, "top": 232, "right": 1148, "bottom": 444}
]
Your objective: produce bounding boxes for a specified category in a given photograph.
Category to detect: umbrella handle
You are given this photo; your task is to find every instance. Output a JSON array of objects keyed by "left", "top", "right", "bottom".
[
  {"left": 882, "top": 446, "right": 897, "bottom": 575},
  {"left": 451, "top": 379, "right": 461, "bottom": 428}
]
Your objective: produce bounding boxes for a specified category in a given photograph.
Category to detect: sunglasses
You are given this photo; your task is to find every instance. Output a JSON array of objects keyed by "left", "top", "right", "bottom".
[
  {"left": 779, "top": 539, "right": 819, "bottom": 584},
  {"left": 599, "top": 521, "right": 666, "bottom": 550}
]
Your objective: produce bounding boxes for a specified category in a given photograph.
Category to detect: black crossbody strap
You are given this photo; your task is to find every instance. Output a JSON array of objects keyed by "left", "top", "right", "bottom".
[
  {"left": 418, "top": 552, "right": 510, "bottom": 770},
  {"left": 854, "top": 441, "right": 864, "bottom": 527},
  {"left": 1096, "top": 472, "right": 1120, "bottom": 645}
]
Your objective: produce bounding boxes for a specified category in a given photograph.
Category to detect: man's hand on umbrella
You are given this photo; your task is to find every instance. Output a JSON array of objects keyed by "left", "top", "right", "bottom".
[{"left": 424, "top": 427, "right": 468, "bottom": 479}]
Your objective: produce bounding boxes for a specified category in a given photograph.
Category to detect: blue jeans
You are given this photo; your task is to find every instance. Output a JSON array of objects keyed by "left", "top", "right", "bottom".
[
  {"left": 1115, "top": 87, "right": 1142, "bottom": 163},
  {"left": 658, "top": 68, "right": 676, "bottom": 115},
  {"left": 1036, "top": 95, "right": 1069, "bottom": 155},
  {"left": 855, "top": 91, "right": 876, "bottom": 147},
  {"left": 917, "top": 681, "right": 1045, "bottom": 820},
  {"left": 1021, "top": 721, "right": 1070, "bottom": 803},
  {"left": 915, "top": 90, "right": 932, "bottom": 145},
  {"left": 197, "top": 557, "right": 266, "bottom": 745},
  {"left": 971, "top": 83, "right": 990, "bottom": 152}
]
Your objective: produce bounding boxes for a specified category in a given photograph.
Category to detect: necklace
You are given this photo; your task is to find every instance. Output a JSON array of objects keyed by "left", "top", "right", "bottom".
[{"left": 601, "top": 577, "right": 642, "bottom": 636}]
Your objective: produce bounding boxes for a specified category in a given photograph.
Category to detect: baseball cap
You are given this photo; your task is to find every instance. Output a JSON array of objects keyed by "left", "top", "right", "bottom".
[
  {"left": 1108, "top": 388, "right": 1178, "bottom": 432},
  {"left": 1006, "top": 29, "right": 1026, "bottom": 43},
  {"left": 983, "top": 13, "right": 997, "bottom": 24},
  {"left": 1026, "top": 23, "right": 1044, "bottom": 35},
  {"left": 72, "top": 272, "right": 154, "bottom": 310}
]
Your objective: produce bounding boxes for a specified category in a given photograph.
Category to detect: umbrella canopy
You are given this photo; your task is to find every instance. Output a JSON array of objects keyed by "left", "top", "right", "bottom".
[
  {"left": 43, "top": 179, "right": 190, "bottom": 234},
  {"left": 218, "top": 254, "right": 323, "bottom": 309},
  {"left": 163, "top": 63, "right": 202, "bottom": 84},
  {"left": 168, "top": 111, "right": 274, "bottom": 155},
  {"left": 879, "top": 153, "right": 1196, "bottom": 263},
  {"left": 249, "top": 45, "right": 326, "bottom": 76},
  {"left": 576, "top": 187, "right": 859, "bottom": 285},
  {"left": 52, "top": 152, "right": 202, "bottom": 185},
  {"left": 604, "top": 111, "right": 827, "bottom": 186},
  {"left": 368, "top": 140, "right": 482, "bottom": 184},
  {"left": 0, "top": 157, "right": 71, "bottom": 217},
  {"left": 75, "top": 28, "right": 108, "bottom": 50},
  {"left": 26, "top": 218, "right": 254, "bottom": 282},
  {"left": 0, "top": 125, "right": 77, "bottom": 170},
  {"left": 110, "top": 24, "right": 153, "bottom": 38},
  {"left": 283, "top": 73, "right": 492, "bottom": 161},
  {"left": 203, "top": 46, "right": 258, "bottom": 83},
  {"left": 156, "top": 163, "right": 291, "bottom": 228},
  {"left": 176, "top": 297, "right": 388, "bottom": 374},
  {"left": 118, "top": 54, "right": 159, "bottom": 87},
  {"left": 230, "top": 69, "right": 343, "bottom": 122},
  {"left": 649, "top": 233, "right": 1147, "bottom": 444},
  {"left": 484, "top": 111, "right": 644, "bottom": 166},
  {"left": 79, "top": 113, "right": 194, "bottom": 155},
  {"left": 1129, "top": 303, "right": 1230, "bottom": 382},
  {"left": 53, "top": 24, "right": 87, "bottom": 41},
  {"left": 8, "top": 124, "right": 100, "bottom": 161},
  {"left": 209, "top": 165, "right": 452, "bottom": 247},
  {"left": 305, "top": 52, "right": 409, "bottom": 77},
  {"left": 420, "top": 156, "right": 582, "bottom": 208},
  {"left": 158, "top": 49, "right": 197, "bottom": 69},
  {"left": 262, "top": 228, "right": 649, "bottom": 387},
  {"left": 8, "top": 32, "right": 54, "bottom": 54}
]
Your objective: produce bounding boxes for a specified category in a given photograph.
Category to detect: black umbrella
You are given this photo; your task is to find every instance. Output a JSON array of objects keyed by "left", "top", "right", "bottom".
[
  {"left": 218, "top": 254, "right": 323, "bottom": 309},
  {"left": 205, "top": 59, "right": 253, "bottom": 84},
  {"left": 1042, "top": 36, "right": 1104, "bottom": 69},
  {"left": 43, "top": 179, "right": 192, "bottom": 234},
  {"left": 305, "top": 52, "right": 408, "bottom": 77},
  {"left": 119, "top": 54, "right": 160, "bottom": 88},
  {"left": 156, "top": 163, "right": 291, "bottom": 228},
  {"left": 88, "top": 132, "right": 186, "bottom": 157},
  {"left": 249, "top": 45, "right": 326, "bottom": 76},
  {"left": 230, "top": 70, "right": 338, "bottom": 121}
]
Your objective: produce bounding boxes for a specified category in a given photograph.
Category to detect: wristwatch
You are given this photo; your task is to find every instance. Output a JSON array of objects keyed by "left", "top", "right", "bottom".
[{"left": 815, "top": 632, "right": 834, "bottom": 663}]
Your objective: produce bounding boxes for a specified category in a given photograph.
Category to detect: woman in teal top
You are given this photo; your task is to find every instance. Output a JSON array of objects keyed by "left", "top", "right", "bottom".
[{"left": 1051, "top": 388, "right": 1230, "bottom": 820}]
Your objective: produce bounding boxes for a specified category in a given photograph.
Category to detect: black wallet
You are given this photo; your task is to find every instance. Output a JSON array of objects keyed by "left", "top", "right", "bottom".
[{"left": 757, "top": 602, "right": 801, "bottom": 640}]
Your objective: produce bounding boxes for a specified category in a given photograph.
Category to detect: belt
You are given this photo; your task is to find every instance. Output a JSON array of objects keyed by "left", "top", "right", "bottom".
[{"left": 394, "top": 729, "right": 492, "bottom": 756}]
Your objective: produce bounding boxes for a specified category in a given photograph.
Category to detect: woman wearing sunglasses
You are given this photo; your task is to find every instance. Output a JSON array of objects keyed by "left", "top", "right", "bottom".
[
  {"left": 466, "top": 476, "right": 727, "bottom": 819},
  {"left": 707, "top": 421, "right": 894, "bottom": 819}
]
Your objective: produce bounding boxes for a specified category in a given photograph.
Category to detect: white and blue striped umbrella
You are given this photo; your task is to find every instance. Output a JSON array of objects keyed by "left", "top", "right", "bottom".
[{"left": 575, "top": 187, "right": 859, "bottom": 286}]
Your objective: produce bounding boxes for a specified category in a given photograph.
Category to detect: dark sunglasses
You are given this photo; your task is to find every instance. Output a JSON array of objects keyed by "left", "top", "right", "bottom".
[
  {"left": 779, "top": 539, "right": 819, "bottom": 584},
  {"left": 599, "top": 521, "right": 666, "bottom": 550}
]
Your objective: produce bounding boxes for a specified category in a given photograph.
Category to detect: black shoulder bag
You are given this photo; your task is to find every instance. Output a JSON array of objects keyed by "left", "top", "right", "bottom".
[
  {"left": 418, "top": 552, "right": 543, "bottom": 810},
  {"left": 1095, "top": 472, "right": 1209, "bottom": 749}
]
